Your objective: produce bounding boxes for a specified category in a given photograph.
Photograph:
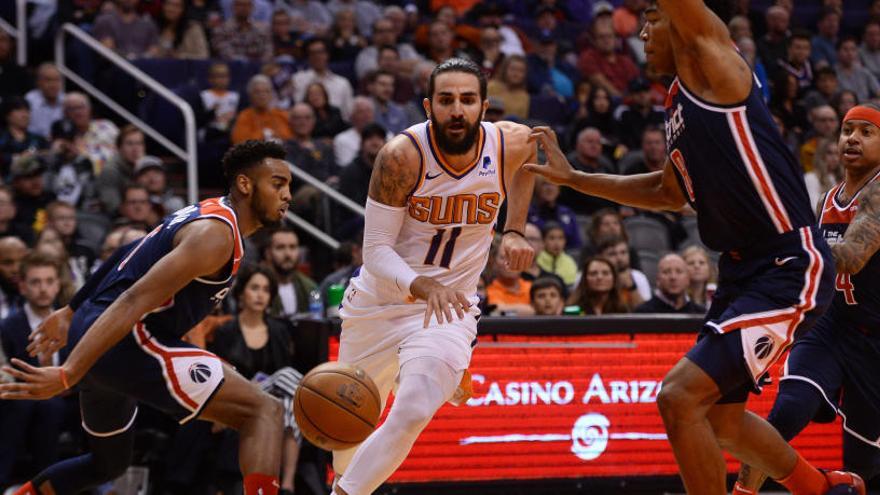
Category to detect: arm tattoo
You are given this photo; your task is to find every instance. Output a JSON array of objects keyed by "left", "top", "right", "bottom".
[
  {"left": 832, "top": 182, "right": 880, "bottom": 274},
  {"left": 367, "top": 142, "right": 419, "bottom": 207}
]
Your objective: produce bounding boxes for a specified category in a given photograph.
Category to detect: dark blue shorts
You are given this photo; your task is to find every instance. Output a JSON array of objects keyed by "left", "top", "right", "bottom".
[
  {"left": 64, "top": 302, "right": 225, "bottom": 437},
  {"left": 686, "top": 227, "right": 834, "bottom": 404},
  {"left": 781, "top": 311, "right": 880, "bottom": 450}
]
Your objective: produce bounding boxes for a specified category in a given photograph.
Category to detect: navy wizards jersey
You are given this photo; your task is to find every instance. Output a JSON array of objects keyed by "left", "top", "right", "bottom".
[
  {"left": 82, "top": 197, "right": 243, "bottom": 339},
  {"left": 665, "top": 76, "right": 815, "bottom": 252},
  {"left": 819, "top": 174, "right": 880, "bottom": 332}
]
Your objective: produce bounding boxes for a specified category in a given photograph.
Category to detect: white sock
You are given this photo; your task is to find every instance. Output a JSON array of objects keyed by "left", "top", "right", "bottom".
[{"left": 337, "top": 358, "right": 459, "bottom": 495}]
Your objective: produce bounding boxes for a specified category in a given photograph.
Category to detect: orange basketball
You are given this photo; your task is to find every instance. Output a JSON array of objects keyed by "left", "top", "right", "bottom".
[{"left": 294, "top": 362, "right": 382, "bottom": 450}]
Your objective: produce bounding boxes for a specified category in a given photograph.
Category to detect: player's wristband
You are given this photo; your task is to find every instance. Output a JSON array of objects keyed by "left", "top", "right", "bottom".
[
  {"left": 732, "top": 482, "right": 757, "bottom": 495},
  {"left": 59, "top": 368, "right": 71, "bottom": 390},
  {"left": 502, "top": 229, "right": 526, "bottom": 239}
]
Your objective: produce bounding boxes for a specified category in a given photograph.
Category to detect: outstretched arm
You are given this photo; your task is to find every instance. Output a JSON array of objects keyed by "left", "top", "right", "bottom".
[
  {"left": 831, "top": 182, "right": 880, "bottom": 274},
  {"left": 523, "top": 127, "right": 686, "bottom": 211}
]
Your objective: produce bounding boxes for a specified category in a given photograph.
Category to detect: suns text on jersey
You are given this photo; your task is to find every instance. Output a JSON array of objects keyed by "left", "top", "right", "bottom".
[{"left": 408, "top": 192, "right": 501, "bottom": 225}]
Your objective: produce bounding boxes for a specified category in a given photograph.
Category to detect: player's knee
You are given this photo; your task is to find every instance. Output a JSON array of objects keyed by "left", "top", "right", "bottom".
[
  {"left": 255, "top": 393, "right": 284, "bottom": 426},
  {"left": 656, "top": 381, "right": 700, "bottom": 423},
  {"left": 388, "top": 400, "right": 435, "bottom": 436}
]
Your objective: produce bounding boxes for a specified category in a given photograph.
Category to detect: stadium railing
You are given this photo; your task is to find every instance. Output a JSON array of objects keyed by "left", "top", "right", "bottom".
[
  {"left": 0, "top": 0, "right": 27, "bottom": 65},
  {"left": 285, "top": 162, "right": 366, "bottom": 250}
]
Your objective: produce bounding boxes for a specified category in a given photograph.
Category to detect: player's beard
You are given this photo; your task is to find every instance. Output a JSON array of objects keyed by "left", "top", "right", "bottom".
[
  {"left": 431, "top": 113, "right": 480, "bottom": 155},
  {"left": 252, "top": 185, "right": 283, "bottom": 229}
]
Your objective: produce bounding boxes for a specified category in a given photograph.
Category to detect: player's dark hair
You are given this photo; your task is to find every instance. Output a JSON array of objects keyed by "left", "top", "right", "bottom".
[
  {"left": 529, "top": 276, "right": 564, "bottom": 301},
  {"left": 427, "top": 57, "right": 488, "bottom": 102},
  {"left": 232, "top": 263, "right": 278, "bottom": 307},
  {"left": 222, "top": 140, "right": 287, "bottom": 187}
]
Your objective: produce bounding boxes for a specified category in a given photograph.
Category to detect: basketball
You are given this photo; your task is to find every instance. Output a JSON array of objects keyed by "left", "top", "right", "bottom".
[{"left": 294, "top": 362, "right": 382, "bottom": 450}]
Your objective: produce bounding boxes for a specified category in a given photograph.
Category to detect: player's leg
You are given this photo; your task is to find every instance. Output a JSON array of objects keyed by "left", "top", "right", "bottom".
[
  {"left": 199, "top": 363, "right": 284, "bottom": 495},
  {"left": 334, "top": 356, "right": 461, "bottom": 495},
  {"left": 280, "top": 431, "right": 300, "bottom": 494},
  {"left": 843, "top": 433, "right": 880, "bottom": 485}
]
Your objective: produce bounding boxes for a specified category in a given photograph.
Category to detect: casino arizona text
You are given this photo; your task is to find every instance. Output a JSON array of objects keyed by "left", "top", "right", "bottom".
[{"left": 466, "top": 373, "right": 663, "bottom": 407}]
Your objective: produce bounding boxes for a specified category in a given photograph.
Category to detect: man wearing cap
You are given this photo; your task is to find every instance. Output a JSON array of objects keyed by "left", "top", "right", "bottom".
[
  {"left": 614, "top": 78, "right": 665, "bottom": 149},
  {"left": 527, "top": 31, "right": 575, "bottom": 99},
  {"left": 134, "top": 155, "right": 185, "bottom": 216},
  {"left": 9, "top": 155, "right": 55, "bottom": 244}
]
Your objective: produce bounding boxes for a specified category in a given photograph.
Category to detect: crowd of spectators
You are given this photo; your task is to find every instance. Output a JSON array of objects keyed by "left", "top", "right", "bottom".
[{"left": 0, "top": 0, "right": 877, "bottom": 493}]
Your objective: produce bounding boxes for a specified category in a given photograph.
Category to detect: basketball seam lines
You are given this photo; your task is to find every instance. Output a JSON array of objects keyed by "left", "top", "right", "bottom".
[
  {"left": 300, "top": 385, "right": 378, "bottom": 430},
  {"left": 296, "top": 390, "right": 353, "bottom": 444},
  {"left": 315, "top": 370, "right": 382, "bottom": 411}
]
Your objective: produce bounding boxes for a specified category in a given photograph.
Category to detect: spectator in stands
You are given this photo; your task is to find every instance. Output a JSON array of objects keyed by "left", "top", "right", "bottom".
[
  {"left": 355, "top": 17, "right": 422, "bottom": 82},
  {"left": 770, "top": 72, "right": 809, "bottom": 138},
  {"left": 530, "top": 276, "right": 565, "bottom": 316},
  {"left": 277, "top": 0, "right": 332, "bottom": 36},
  {"left": 0, "top": 98, "right": 48, "bottom": 178},
  {"left": 93, "top": 0, "right": 159, "bottom": 59},
  {"left": 682, "top": 246, "right": 717, "bottom": 309},
  {"left": 25, "top": 64, "right": 64, "bottom": 140},
  {"left": 831, "top": 88, "right": 858, "bottom": 121},
  {"left": 98, "top": 225, "right": 147, "bottom": 263},
  {"left": 488, "top": 55, "right": 530, "bottom": 121},
  {"left": 134, "top": 155, "right": 186, "bottom": 215},
  {"left": 521, "top": 223, "right": 564, "bottom": 285},
  {"left": 334, "top": 96, "right": 378, "bottom": 168},
  {"left": 615, "top": 79, "right": 665, "bottom": 150},
  {"left": 560, "top": 128, "right": 618, "bottom": 215},
  {"left": 597, "top": 235, "right": 651, "bottom": 308},
  {"left": 9, "top": 155, "right": 54, "bottom": 244},
  {"left": 757, "top": 6, "right": 790, "bottom": 81},
  {"left": 860, "top": 21, "right": 880, "bottom": 80},
  {"left": 577, "top": 21, "right": 639, "bottom": 99},
  {"left": 568, "top": 256, "right": 628, "bottom": 315},
  {"left": 536, "top": 222, "right": 578, "bottom": 288},
  {"left": 811, "top": 7, "right": 841, "bottom": 69},
  {"left": 612, "top": 0, "right": 646, "bottom": 38},
  {"left": 305, "top": 82, "right": 347, "bottom": 142},
  {"left": 737, "top": 36, "right": 771, "bottom": 103},
  {"left": 211, "top": 0, "right": 272, "bottom": 64},
  {"left": 317, "top": 238, "right": 362, "bottom": 303},
  {"left": 339, "top": 123, "right": 386, "bottom": 209},
  {"left": 805, "top": 137, "right": 842, "bottom": 206},
  {"left": 569, "top": 86, "right": 619, "bottom": 153},
  {"left": 286, "top": 103, "right": 337, "bottom": 182},
  {"left": 0, "top": 252, "right": 66, "bottom": 487},
  {"left": 156, "top": 0, "right": 210, "bottom": 59},
  {"left": 0, "top": 31, "right": 30, "bottom": 104},
  {"left": 45, "top": 201, "right": 95, "bottom": 289},
  {"left": 836, "top": 36, "right": 880, "bottom": 103},
  {"left": 800, "top": 104, "right": 838, "bottom": 174},
  {"left": 264, "top": 228, "right": 316, "bottom": 319},
  {"left": 363, "top": 45, "right": 415, "bottom": 105},
  {"left": 219, "top": 0, "right": 272, "bottom": 23},
  {"left": 270, "top": 9, "right": 304, "bottom": 61},
  {"left": 728, "top": 15, "right": 752, "bottom": 41},
  {"left": 424, "top": 21, "right": 465, "bottom": 64},
  {"left": 621, "top": 127, "right": 666, "bottom": 176},
  {"left": 231, "top": 75, "right": 292, "bottom": 144},
  {"left": 472, "top": 3, "right": 524, "bottom": 56},
  {"left": 327, "top": 0, "right": 381, "bottom": 39},
  {"left": 57, "top": 92, "right": 119, "bottom": 175},
  {"left": 0, "top": 186, "right": 28, "bottom": 241},
  {"left": 484, "top": 97, "right": 504, "bottom": 123},
  {"left": 802, "top": 67, "right": 839, "bottom": 111},
  {"left": 43, "top": 120, "right": 97, "bottom": 211},
  {"left": 487, "top": 239, "right": 534, "bottom": 316},
  {"left": 199, "top": 62, "right": 240, "bottom": 139},
  {"left": 403, "top": 60, "right": 436, "bottom": 124},
  {"left": 778, "top": 29, "right": 814, "bottom": 91},
  {"left": 33, "top": 227, "right": 77, "bottom": 304},
  {"left": 293, "top": 38, "right": 354, "bottom": 119},
  {"left": 209, "top": 264, "right": 300, "bottom": 495},
  {"left": 96, "top": 124, "right": 144, "bottom": 214},
  {"left": 0, "top": 237, "right": 26, "bottom": 319},
  {"left": 635, "top": 253, "right": 706, "bottom": 314},
  {"left": 529, "top": 178, "right": 583, "bottom": 250},
  {"left": 367, "top": 70, "right": 408, "bottom": 135},
  {"left": 473, "top": 27, "right": 505, "bottom": 79},
  {"left": 117, "top": 184, "right": 155, "bottom": 228},
  {"left": 526, "top": 32, "right": 574, "bottom": 100},
  {"left": 329, "top": 8, "right": 368, "bottom": 63}
]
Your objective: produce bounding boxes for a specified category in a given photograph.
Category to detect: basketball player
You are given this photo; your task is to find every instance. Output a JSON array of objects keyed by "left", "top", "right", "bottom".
[
  {"left": 0, "top": 141, "right": 292, "bottom": 495},
  {"left": 330, "top": 58, "right": 535, "bottom": 495},
  {"left": 734, "top": 105, "right": 880, "bottom": 493},
  {"left": 522, "top": 1, "right": 864, "bottom": 494}
]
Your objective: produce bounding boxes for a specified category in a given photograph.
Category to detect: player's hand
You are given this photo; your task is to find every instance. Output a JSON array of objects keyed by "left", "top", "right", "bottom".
[
  {"left": 27, "top": 306, "right": 73, "bottom": 358},
  {"left": 0, "top": 359, "right": 71, "bottom": 400},
  {"left": 501, "top": 231, "right": 534, "bottom": 272},
  {"left": 522, "top": 126, "right": 577, "bottom": 186},
  {"left": 410, "top": 276, "right": 471, "bottom": 328}
]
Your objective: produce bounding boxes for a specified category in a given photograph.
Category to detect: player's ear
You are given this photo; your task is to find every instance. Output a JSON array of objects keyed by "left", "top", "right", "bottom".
[
  {"left": 234, "top": 173, "right": 252, "bottom": 196},
  {"left": 422, "top": 97, "right": 431, "bottom": 120},
  {"left": 481, "top": 98, "right": 489, "bottom": 121}
]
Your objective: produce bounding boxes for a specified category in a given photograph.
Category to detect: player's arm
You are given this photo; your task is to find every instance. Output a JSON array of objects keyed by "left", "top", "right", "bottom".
[
  {"left": 831, "top": 182, "right": 880, "bottom": 274},
  {"left": 523, "top": 127, "right": 687, "bottom": 211},
  {"left": 364, "top": 135, "right": 471, "bottom": 326},
  {"left": 654, "top": 0, "right": 726, "bottom": 42},
  {"left": 497, "top": 122, "right": 537, "bottom": 271},
  {"left": 0, "top": 220, "right": 234, "bottom": 400}
]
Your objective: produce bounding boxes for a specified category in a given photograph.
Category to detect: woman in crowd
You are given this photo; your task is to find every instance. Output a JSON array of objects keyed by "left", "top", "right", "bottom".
[
  {"left": 155, "top": 0, "right": 210, "bottom": 59},
  {"left": 568, "top": 256, "right": 629, "bottom": 315},
  {"left": 305, "top": 82, "right": 347, "bottom": 142},
  {"left": 770, "top": 72, "right": 809, "bottom": 139},
  {"left": 568, "top": 85, "right": 619, "bottom": 153},
  {"left": 681, "top": 245, "right": 717, "bottom": 309},
  {"left": 488, "top": 55, "right": 530, "bottom": 120}
]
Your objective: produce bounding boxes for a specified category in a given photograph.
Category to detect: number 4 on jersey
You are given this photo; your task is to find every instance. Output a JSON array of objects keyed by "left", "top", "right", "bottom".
[{"left": 835, "top": 273, "right": 857, "bottom": 305}]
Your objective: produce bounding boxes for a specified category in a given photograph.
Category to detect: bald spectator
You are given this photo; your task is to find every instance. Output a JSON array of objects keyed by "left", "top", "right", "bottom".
[
  {"left": 334, "top": 96, "right": 381, "bottom": 168},
  {"left": 635, "top": 254, "right": 706, "bottom": 314},
  {"left": 293, "top": 38, "right": 354, "bottom": 119},
  {"left": 92, "top": 0, "right": 159, "bottom": 59},
  {"left": 577, "top": 22, "right": 639, "bottom": 98},
  {"left": 286, "top": 103, "right": 337, "bottom": 183},
  {"left": 96, "top": 125, "right": 145, "bottom": 213},
  {"left": 354, "top": 17, "right": 422, "bottom": 82},
  {"left": 757, "top": 6, "right": 790, "bottom": 80},
  {"left": 563, "top": 128, "right": 617, "bottom": 215},
  {"left": 54, "top": 92, "right": 119, "bottom": 175},
  {"left": 368, "top": 70, "right": 408, "bottom": 135},
  {"left": 211, "top": 0, "right": 272, "bottom": 63},
  {"left": 800, "top": 105, "right": 839, "bottom": 173},
  {"left": 836, "top": 36, "right": 880, "bottom": 102},
  {"left": 231, "top": 75, "right": 292, "bottom": 144},
  {"left": 0, "top": 237, "right": 26, "bottom": 318},
  {"left": 25, "top": 64, "right": 65, "bottom": 140}
]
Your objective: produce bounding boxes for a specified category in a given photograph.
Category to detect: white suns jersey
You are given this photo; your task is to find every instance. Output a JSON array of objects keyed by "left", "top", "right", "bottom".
[{"left": 351, "top": 120, "right": 507, "bottom": 306}]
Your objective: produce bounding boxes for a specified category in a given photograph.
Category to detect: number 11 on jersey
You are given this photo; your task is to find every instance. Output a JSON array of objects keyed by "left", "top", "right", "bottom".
[{"left": 424, "top": 227, "right": 462, "bottom": 269}]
